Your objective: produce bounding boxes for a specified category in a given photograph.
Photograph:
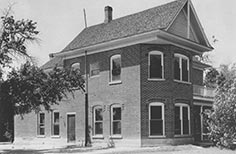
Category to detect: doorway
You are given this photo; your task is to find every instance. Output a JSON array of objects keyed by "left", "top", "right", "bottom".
[{"left": 67, "top": 114, "right": 76, "bottom": 142}]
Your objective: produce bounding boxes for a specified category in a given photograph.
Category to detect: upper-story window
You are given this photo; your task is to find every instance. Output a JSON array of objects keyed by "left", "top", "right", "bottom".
[
  {"left": 148, "top": 51, "right": 164, "bottom": 80},
  {"left": 90, "top": 62, "right": 100, "bottom": 77},
  {"left": 71, "top": 63, "right": 80, "bottom": 72},
  {"left": 174, "top": 54, "right": 189, "bottom": 82},
  {"left": 110, "top": 54, "right": 121, "bottom": 83}
]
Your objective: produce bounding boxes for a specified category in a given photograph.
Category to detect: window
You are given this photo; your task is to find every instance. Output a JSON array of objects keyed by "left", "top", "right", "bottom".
[
  {"left": 110, "top": 55, "right": 121, "bottom": 83},
  {"left": 149, "top": 103, "right": 165, "bottom": 136},
  {"left": 93, "top": 106, "right": 103, "bottom": 136},
  {"left": 111, "top": 105, "right": 121, "bottom": 136},
  {"left": 174, "top": 54, "right": 189, "bottom": 82},
  {"left": 90, "top": 62, "right": 100, "bottom": 77},
  {"left": 37, "top": 112, "right": 45, "bottom": 136},
  {"left": 52, "top": 111, "right": 60, "bottom": 136},
  {"left": 149, "top": 51, "right": 164, "bottom": 79},
  {"left": 175, "top": 104, "right": 190, "bottom": 135},
  {"left": 71, "top": 63, "right": 80, "bottom": 72}
]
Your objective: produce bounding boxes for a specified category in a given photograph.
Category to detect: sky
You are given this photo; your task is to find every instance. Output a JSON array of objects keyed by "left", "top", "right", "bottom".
[{"left": 0, "top": 0, "right": 236, "bottom": 67}]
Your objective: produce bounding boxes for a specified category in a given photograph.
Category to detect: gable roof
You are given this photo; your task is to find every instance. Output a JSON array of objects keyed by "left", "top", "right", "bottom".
[
  {"left": 42, "top": 0, "right": 213, "bottom": 69},
  {"left": 61, "top": 0, "right": 187, "bottom": 53}
]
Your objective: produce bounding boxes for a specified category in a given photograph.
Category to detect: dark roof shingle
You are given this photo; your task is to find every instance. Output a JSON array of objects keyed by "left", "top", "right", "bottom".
[{"left": 61, "top": 0, "right": 187, "bottom": 53}]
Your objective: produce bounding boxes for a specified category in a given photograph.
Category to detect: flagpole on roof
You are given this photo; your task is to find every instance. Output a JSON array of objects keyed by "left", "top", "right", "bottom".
[{"left": 83, "top": 8, "right": 90, "bottom": 147}]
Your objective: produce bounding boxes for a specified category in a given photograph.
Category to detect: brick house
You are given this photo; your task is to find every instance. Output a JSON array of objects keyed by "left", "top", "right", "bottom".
[{"left": 14, "top": 0, "right": 214, "bottom": 147}]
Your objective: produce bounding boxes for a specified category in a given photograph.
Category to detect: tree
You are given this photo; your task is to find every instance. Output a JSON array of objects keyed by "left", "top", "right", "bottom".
[
  {"left": 205, "top": 64, "right": 236, "bottom": 149},
  {"left": 0, "top": 8, "right": 39, "bottom": 68},
  {"left": 0, "top": 9, "right": 84, "bottom": 142}
]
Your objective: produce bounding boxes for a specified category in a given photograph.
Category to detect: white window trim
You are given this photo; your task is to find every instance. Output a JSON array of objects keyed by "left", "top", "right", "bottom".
[
  {"left": 93, "top": 106, "right": 103, "bottom": 137},
  {"left": 174, "top": 54, "right": 190, "bottom": 83},
  {"left": 51, "top": 110, "right": 60, "bottom": 137},
  {"left": 149, "top": 102, "right": 165, "bottom": 137},
  {"left": 37, "top": 112, "right": 45, "bottom": 137},
  {"left": 111, "top": 104, "right": 122, "bottom": 138},
  {"left": 175, "top": 103, "right": 191, "bottom": 136},
  {"left": 110, "top": 54, "right": 121, "bottom": 84},
  {"left": 148, "top": 51, "right": 164, "bottom": 80},
  {"left": 71, "top": 62, "right": 80, "bottom": 72}
]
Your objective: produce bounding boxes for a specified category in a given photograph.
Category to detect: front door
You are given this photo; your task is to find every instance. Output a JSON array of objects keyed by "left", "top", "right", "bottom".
[{"left": 67, "top": 114, "right": 76, "bottom": 142}]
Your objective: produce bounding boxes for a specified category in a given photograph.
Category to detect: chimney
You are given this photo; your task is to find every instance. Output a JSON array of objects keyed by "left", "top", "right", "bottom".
[
  {"left": 49, "top": 53, "right": 54, "bottom": 59},
  {"left": 104, "top": 6, "right": 113, "bottom": 23}
]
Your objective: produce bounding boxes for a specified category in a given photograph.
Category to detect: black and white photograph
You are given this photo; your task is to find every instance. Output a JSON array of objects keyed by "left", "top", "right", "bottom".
[{"left": 0, "top": 0, "right": 236, "bottom": 153}]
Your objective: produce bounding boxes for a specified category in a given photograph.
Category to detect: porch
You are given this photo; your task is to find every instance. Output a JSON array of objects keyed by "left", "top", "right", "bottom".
[{"left": 193, "top": 85, "right": 215, "bottom": 142}]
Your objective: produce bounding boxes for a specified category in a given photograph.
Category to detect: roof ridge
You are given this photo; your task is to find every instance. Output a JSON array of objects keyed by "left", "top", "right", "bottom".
[
  {"left": 60, "top": 0, "right": 187, "bottom": 53},
  {"left": 85, "top": 0, "right": 186, "bottom": 29}
]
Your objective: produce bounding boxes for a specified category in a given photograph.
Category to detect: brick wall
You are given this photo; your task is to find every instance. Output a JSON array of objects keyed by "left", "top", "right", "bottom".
[
  {"left": 14, "top": 44, "right": 142, "bottom": 147},
  {"left": 140, "top": 44, "right": 194, "bottom": 146},
  {"left": 192, "top": 68, "right": 203, "bottom": 85}
]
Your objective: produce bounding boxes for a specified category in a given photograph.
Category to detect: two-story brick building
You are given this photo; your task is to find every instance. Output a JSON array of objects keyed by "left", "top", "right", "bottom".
[{"left": 14, "top": 0, "right": 214, "bottom": 147}]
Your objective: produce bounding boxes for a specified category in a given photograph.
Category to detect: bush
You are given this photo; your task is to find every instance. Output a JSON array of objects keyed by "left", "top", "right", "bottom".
[{"left": 206, "top": 78, "right": 236, "bottom": 149}]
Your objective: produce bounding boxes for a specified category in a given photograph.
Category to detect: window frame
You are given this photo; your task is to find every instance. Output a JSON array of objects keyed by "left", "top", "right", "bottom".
[
  {"left": 93, "top": 106, "right": 103, "bottom": 138},
  {"left": 174, "top": 54, "right": 190, "bottom": 83},
  {"left": 148, "top": 51, "right": 164, "bottom": 81},
  {"left": 71, "top": 62, "right": 80, "bottom": 72},
  {"left": 111, "top": 104, "right": 122, "bottom": 138},
  {"left": 37, "top": 112, "right": 45, "bottom": 137},
  {"left": 51, "top": 111, "right": 60, "bottom": 137},
  {"left": 110, "top": 54, "right": 122, "bottom": 84},
  {"left": 174, "top": 103, "right": 191, "bottom": 136},
  {"left": 149, "top": 102, "right": 165, "bottom": 137}
]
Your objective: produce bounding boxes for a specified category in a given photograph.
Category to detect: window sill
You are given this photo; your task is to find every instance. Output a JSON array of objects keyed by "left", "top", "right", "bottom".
[
  {"left": 109, "top": 80, "right": 122, "bottom": 85},
  {"left": 92, "top": 135, "right": 104, "bottom": 139},
  {"left": 37, "top": 135, "right": 46, "bottom": 138},
  {"left": 174, "top": 134, "right": 191, "bottom": 138},
  {"left": 110, "top": 135, "right": 122, "bottom": 139},
  {"left": 51, "top": 135, "right": 60, "bottom": 138},
  {"left": 148, "top": 135, "right": 166, "bottom": 139},
  {"left": 148, "top": 78, "right": 165, "bottom": 81},
  {"left": 174, "top": 80, "right": 191, "bottom": 85}
]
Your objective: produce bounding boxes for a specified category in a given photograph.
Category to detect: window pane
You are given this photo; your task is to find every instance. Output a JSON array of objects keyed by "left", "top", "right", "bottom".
[
  {"left": 53, "top": 125, "right": 60, "bottom": 135},
  {"left": 175, "top": 106, "right": 181, "bottom": 135},
  {"left": 150, "top": 120, "right": 163, "bottom": 135},
  {"left": 174, "top": 57, "right": 180, "bottom": 80},
  {"left": 182, "top": 58, "right": 188, "bottom": 82},
  {"left": 151, "top": 106, "right": 162, "bottom": 120},
  {"left": 150, "top": 54, "right": 162, "bottom": 79},
  {"left": 111, "top": 56, "right": 121, "bottom": 81},
  {"left": 95, "top": 108, "right": 103, "bottom": 121},
  {"left": 54, "top": 112, "right": 59, "bottom": 124},
  {"left": 113, "top": 107, "right": 121, "bottom": 120},
  {"left": 95, "top": 122, "right": 103, "bottom": 135},
  {"left": 40, "top": 113, "right": 45, "bottom": 124},
  {"left": 40, "top": 128, "right": 45, "bottom": 135},
  {"left": 183, "top": 107, "right": 189, "bottom": 134},
  {"left": 113, "top": 121, "right": 121, "bottom": 135}
]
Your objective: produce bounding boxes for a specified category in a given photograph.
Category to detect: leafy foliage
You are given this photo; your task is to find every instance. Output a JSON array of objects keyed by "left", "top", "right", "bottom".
[
  {"left": 205, "top": 64, "right": 236, "bottom": 149},
  {"left": 0, "top": 14, "right": 39, "bottom": 67},
  {"left": 1, "top": 62, "right": 85, "bottom": 115},
  {"left": 0, "top": 9, "right": 85, "bottom": 142}
]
